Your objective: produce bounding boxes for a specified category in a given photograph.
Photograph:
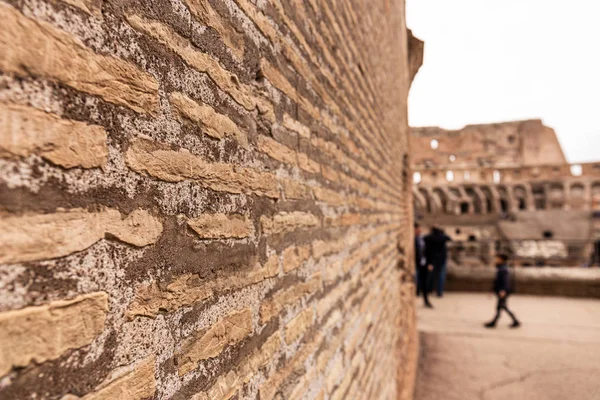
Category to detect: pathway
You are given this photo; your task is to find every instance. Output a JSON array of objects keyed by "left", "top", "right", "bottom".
[{"left": 414, "top": 293, "right": 600, "bottom": 400}]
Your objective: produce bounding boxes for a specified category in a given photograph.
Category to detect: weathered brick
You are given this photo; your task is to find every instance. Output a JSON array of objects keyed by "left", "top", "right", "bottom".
[
  {"left": 312, "top": 186, "right": 346, "bottom": 206},
  {"left": 312, "top": 238, "right": 346, "bottom": 259},
  {"left": 191, "top": 332, "right": 280, "bottom": 400},
  {"left": 126, "top": 138, "right": 280, "bottom": 198},
  {"left": 170, "top": 92, "right": 248, "bottom": 147},
  {"left": 285, "top": 308, "right": 314, "bottom": 344},
  {"left": 71, "top": 356, "right": 156, "bottom": 400},
  {"left": 61, "top": 0, "right": 103, "bottom": 16},
  {"left": 281, "top": 178, "right": 313, "bottom": 200},
  {"left": 260, "top": 273, "right": 320, "bottom": 323},
  {"left": 0, "top": 292, "right": 108, "bottom": 377},
  {"left": 176, "top": 309, "right": 253, "bottom": 376},
  {"left": 127, "top": 275, "right": 212, "bottom": 319},
  {"left": 128, "top": 256, "right": 279, "bottom": 319},
  {"left": 187, "top": 213, "right": 254, "bottom": 239},
  {"left": 257, "top": 135, "right": 297, "bottom": 166},
  {"left": 261, "top": 212, "right": 320, "bottom": 235},
  {"left": 0, "top": 208, "right": 162, "bottom": 264},
  {"left": 297, "top": 152, "right": 320, "bottom": 174},
  {"left": 126, "top": 15, "right": 257, "bottom": 111},
  {"left": 0, "top": 103, "right": 108, "bottom": 168},
  {"left": 0, "top": 4, "right": 158, "bottom": 113},
  {"left": 283, "top": 114, "right": 310, "bottom": 138},
  {"left": 182, "top": 0, "right": 245, "bottom": 59},
  {"left": 282, "top": 245, "right": 311, "bottom": 273}
]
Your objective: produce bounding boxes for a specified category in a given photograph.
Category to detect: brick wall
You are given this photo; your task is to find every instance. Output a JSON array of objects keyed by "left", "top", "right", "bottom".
[{"left": 0, "top": 0, "right": 417, "bottom": 399}]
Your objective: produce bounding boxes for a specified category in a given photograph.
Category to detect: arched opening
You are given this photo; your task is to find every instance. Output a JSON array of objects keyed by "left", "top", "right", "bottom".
[
  {"left": 481, "top": 186, "right": 496, "bottom": 213},
  {"left": 419, "top": 188, "right": 432, "bottom": 214},
  {"left": 500, "top": 199, "right": 509, "bottom": 213},
  {"left": 433, "top": 188, "right": 449, "bottom": 213},
  {"left": 460, "top": 202, "right": 470, "bottom": 214},
  {"left": 465, "top": 187, "right": 482, "bottom": 214},
  {"left": 514, "top": 186, "right": 528, "bottom": 211}
]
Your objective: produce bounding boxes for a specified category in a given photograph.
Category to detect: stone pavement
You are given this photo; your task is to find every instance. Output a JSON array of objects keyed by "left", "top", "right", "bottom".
[{"left": 414, "top": 293, "right": 600, "bottom": 400}]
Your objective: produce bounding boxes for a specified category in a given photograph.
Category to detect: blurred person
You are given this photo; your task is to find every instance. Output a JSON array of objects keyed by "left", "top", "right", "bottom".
[
  {"left": 485, "top": 253, "right": 521, "bottom": 329},
  {"left": 415, "top": 223, "right": 433, "bottom": 308},
  {"left": 424, "top": 226, "right": 451, "bottom": 297}
]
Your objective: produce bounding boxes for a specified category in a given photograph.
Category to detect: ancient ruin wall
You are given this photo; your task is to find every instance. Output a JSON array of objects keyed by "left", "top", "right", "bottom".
[
  {"left": 0, "top": 1, "right": 417, "bottom": 399},
  {"left": 411, "top": 120, "right": 567, "bottom": 170}
]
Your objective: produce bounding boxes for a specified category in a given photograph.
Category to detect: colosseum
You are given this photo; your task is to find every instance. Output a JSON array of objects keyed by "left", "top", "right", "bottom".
[{"left": 412, "top": 120, "right": 600, "bottom": 268}]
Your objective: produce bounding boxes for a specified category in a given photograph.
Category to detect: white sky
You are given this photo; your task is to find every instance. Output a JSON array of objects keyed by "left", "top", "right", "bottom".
[{"left": 406, "top": 0, "right": 600, "bottom": 163}]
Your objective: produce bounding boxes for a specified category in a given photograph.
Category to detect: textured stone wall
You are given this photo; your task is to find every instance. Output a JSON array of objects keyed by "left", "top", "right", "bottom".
[
  {"left": 411, "top": 120, "right": 567, "bottom": 170},
  {"left": 0, "top": 1, "right": 417, "bottom": 399}
]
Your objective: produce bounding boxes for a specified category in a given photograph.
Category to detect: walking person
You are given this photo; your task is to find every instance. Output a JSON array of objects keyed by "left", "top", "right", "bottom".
[
  {"left": 415, "top": 223, "right": 433, "bottom": 308},
  {"left": 485, "top": 253, "right": 521, "bottom": 328},
  {"left": 424, "top": 226, "right": 451, "bottom": 297}
]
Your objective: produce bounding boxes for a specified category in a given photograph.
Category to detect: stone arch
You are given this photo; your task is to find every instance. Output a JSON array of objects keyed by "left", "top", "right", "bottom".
[
  {"left": 513, "top": 185, "right": 529, "bottom": 211},
  {"left": 465, "top": 186, "right": 483, "bottom": 214},
  {"left": 433, "top": 187, "right": 450, "bottom": 214},
  {"left": 413, "top": 188, "right": 427, "bottom": 214},
  {"left": 418, "top": 187, "right": 433, "bottom": 214},
  {"left": 497, "top": 185, "right": 514, "bottom": 213},
  {"left": 480, "top": 185, "right": 500, "bottom": 213}
]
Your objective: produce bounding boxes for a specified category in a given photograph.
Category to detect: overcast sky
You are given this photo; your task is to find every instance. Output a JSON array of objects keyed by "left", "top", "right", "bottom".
[{"left": 406, "top": 0, "right": 600, "bottom": 163}]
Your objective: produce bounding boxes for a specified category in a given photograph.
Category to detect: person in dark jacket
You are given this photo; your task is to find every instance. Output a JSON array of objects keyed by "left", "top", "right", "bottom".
[
  {"left": 485, "top": 253, "right": 521, "bottom": 328},
  {"left": 424, "top": 226, "right": 451, "bottom": 297},
  {"left": 415, "top": 223, "right": 433, "bottom": 308}
]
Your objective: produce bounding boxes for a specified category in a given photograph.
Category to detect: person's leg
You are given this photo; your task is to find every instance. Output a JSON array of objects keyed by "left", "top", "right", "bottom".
[
  {"left": 420, "top": 268, "right": 432, "bottom": 307},
  {"left": 437, "top": 262, "right": 447, "bottom": 297},
  {"left": 500, "top": 297, "right": 520, "bottom": 326},
  {"left": 430, "top": 264, "right": 440, "bottom": 294},
  {"left": 416, "top": 268, "right": 421, "bottom": 296},
  {"left": 485, "top": 296, "right": 502, "bottom": 327}
]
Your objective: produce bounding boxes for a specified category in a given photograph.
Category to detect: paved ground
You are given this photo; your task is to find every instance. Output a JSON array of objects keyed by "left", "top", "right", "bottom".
[{"left": 414, "top": 293, "right": 600, "bottom": 400}]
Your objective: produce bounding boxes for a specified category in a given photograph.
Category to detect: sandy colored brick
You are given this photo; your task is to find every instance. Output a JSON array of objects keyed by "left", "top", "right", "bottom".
[
  {"left": 126, "top": 138, "right": 280, "bottom": 198},
  {"left": 71, "top": 356, "right": 156, "bottom": 400},
  {"left": 0, "top": 103, "right": 108, "bottom": 168},
  {"left": 170, "top": 92, "right": 248, "bottom": 147},
  {"left": 312, "top": 186, "right": 346, "bottom": 206},
  {"left": 312, "top": 238, "right": 346, "bottom": 259},
  {"left": 182, "top": 0, "right": 245, "bottom": 59},
  {"left": 260, "top": 273, "right": 320, "bottom": 323},
  {"left": 282, "top": 245, "right": 311, "bottom": 273},
  {"left": 261, "top": 212, "right": 320, "bottom": 235},
  {"left": 177, "top": 309, "right": 253, "bottom": 376},
  {"left": 297, "top": 152, "right": 320, "bottom": 174},
  {"left": 0, "top": 292, "right": 108, "bottom": 377},
  {"left": 257, "top": 135, "right": 297, "bottom": 166},
  {"left": 128, "top": 256, "right": 279, "bottom": 319},
  {"left": 285, "top": 308, "right": 314, "bottom": 344},
  {"left": 0, "top": 4, "right": 158, "bottom": 114},
  {"left": 283, "top": 114, "right": 310, "bottom": 138},
  {"left": 282, "top": 178, "right": 313, "bottom": 200},
  {"left": 127, "top": 275, "right": 213, "bottom": 319},
  {"left": 187, "top": 213, "right": 254, "bottom": 239},
  {"left": 192, "top": 333, "right": 281, "bottom": 400},
  {"left": 126, "top": 15, "right": 257, "bottom": 111},
  {"left": 0, "top": 208, "right": 162, "bottom": 264},
  {"left": 60, "top": 0, "right": 103, "bottom": 16}
]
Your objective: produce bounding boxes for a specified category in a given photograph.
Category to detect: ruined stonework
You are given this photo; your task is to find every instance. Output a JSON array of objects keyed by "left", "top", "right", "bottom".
[
  {"left": 0, "top": 1, "right": 418, "bottom": 399},
  {"left": 412, "top": 121, "right": 600, "bottom": 268}
]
